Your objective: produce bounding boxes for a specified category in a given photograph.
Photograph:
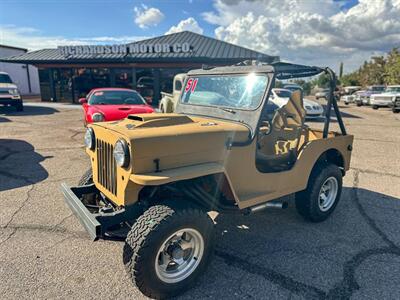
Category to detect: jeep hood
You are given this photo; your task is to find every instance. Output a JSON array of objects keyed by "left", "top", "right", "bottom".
[{"left": 91, "top": 113, "right": 250, "bottom": 173}]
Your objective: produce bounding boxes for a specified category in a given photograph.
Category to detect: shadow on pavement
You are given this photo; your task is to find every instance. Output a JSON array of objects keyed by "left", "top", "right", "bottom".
[
  {"left": 0, "top": 139, "right": 50, "bottom": 191},
  {"left": 0, "top": 116, "right": 11, "bottom": 123},
  {"left": 194, "top": 187, "right": 400, "bottom": 299},
  {"left": 0, "top": 105, "right": 59, "bottom": 116}
]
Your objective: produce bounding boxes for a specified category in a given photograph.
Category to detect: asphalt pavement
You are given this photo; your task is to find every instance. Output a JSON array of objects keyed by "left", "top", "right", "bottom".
[{"left": 0, "top": 101, "right": 399, "bottom": 299}]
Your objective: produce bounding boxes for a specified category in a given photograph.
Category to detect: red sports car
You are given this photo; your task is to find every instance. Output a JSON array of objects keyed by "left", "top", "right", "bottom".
[{"left": 79, "top": 88, "right": 154, "bottom": 125}]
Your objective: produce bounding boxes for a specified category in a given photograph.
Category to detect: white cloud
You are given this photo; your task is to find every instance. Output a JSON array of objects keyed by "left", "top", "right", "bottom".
[
  {"left": 165, "top": 17, "right": 204, "bottom": 35},
  {"left": 0, "top": 25, "right": 149, "bottom": 51},
  {"left": 134, "top": 5, "right": 164, "bottom": 29},
  {"left": 204, "top": 0, "right": 400, "bottom": 72}
]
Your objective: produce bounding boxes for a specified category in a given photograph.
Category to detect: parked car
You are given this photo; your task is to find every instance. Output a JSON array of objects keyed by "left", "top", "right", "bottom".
[
  {"left": 343, "top": 86, "right": 361, "bottom": 95},
  {"left": 355, "top": 85, "right": 386, "bottom": 106},
  {"left": 270, "top": 88, "right": 324, "bottom": 118},
  {"left": 370, "top": 85, "right": 400, "bottom": 109},
  {"left": 159, "top": 73, "right": 186, "bottom": 113},
  {"left": 62, "top": 62, "right": 353, "bottom": 299},
  {"left": 0, "top": 71, "right": 23, "bottom": 111},
  {"left": 283, "top": 84, "right": 303, "bottom": 97},
  {"left": 315, "top": 88, "right": 330, "bottom": 100},
  {"left": 344, "top": 90, "right": 365, "bottom": 105},
  {"left": 391, "top": 90, "right": 400, "bottom": 113},
  {"left": 79, "top": 88, "right": 154, "bottom": 126}
]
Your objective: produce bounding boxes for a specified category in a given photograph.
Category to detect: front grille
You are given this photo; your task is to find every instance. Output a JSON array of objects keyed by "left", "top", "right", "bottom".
[{"left": 96, "top": 139, "right": 117, "bottom": 195}]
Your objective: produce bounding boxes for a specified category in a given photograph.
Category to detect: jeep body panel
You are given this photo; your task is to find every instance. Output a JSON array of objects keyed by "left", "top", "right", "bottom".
[{"left": 88, "top": 112, "right": 353, "bottom": 209}]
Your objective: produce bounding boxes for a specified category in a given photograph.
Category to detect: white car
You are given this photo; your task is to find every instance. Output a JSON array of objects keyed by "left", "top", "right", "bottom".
[
  {"left": 270, "top": 88, "right": 324, "bottom": 118},
  {"left": 343, "top": 90, "right": 365, "bottom": 105},
  {"left": 370, "top": 85, "right": 400, "bottom": 109},
  {"left": 0, "top": 72, "right": 23, "bottom": 111}
]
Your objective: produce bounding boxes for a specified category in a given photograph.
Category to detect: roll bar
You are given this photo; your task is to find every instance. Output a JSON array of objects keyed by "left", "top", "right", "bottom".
[{"left": 323, "top": 68, "right": 347, "bottom": 138}]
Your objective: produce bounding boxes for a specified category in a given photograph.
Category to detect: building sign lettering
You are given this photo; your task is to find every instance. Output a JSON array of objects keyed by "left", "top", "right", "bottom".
[{"left": 58, "top": 43, "right": 191, "bottom": 57}]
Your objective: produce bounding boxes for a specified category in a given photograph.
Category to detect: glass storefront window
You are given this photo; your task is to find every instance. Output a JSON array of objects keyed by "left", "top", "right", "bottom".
[
  {"left": 114, "top": 68, "right": 133, "bottom": 89},
  {"left": 54, "top": 68, "right": 74, "bottom": 102},
  {"left": 73, "top": 68, "right": 110, "bottom": 98},
  {"left": 38, "top": 69, "right": 51, "bottom": 101}
]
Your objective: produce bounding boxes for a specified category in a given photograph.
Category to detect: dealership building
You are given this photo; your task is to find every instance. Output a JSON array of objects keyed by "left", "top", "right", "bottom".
[{"left": 0, "top": 31, "right": 278, "bottom": 105}]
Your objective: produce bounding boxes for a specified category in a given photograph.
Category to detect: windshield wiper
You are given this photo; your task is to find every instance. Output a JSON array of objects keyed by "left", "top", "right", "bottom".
[{"left": 219, "top": 107, "right": 236, "bottom": 114}]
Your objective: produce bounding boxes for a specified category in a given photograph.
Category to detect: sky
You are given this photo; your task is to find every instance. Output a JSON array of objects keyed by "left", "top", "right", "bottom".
[{"left": 0, "top": 0, "right": 399, "bottom": 73}]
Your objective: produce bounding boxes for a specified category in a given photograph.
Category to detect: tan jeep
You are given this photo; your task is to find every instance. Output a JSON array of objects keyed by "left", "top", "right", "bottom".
[{"left": 62, "top": 62, "right": 353, "bottom": 299}]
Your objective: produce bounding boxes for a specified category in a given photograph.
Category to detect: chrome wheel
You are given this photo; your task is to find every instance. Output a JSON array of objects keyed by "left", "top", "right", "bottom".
[
  {"left": 318, "top": 177, "right": 338, "bottom": 212},
  {"left": 155, "top": 228, "right": 204, "bottom": 284}
]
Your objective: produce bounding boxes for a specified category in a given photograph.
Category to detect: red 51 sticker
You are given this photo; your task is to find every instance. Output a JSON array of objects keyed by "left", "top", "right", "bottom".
[{"left": 185, "top": 78, "right": 198, "bottom": 93}]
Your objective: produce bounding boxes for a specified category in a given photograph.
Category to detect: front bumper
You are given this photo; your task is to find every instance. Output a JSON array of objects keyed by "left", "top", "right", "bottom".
[{"left": 61, "top": 183, "right": 134, "bottom": 240}]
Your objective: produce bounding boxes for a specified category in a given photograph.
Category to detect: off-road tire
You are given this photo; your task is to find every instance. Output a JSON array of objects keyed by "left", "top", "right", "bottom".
[
  {"left": 295, "top": 163, "right": 342, "bottom": 222},
  {"left": 78, "top": 168, "right": 93, "bottom": 185},
  {"left": 372, "top": 105, "right": 378, "bottom": 110},
  {"left": 123, "top": 204, "right": 215, "bottom": 299}
]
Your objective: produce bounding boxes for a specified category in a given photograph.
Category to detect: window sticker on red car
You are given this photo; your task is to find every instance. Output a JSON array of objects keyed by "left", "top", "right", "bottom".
[
  {"left": 94, "top": 92, "right": 104, "bottom": 96},
  {"left": 184, "top": 78, "right": 198, "bottom": 93}
]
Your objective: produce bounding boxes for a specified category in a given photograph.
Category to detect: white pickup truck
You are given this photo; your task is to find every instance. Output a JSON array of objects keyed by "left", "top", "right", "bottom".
[{"left": 159, "top": 73, "right": 186, "bottom": 113}]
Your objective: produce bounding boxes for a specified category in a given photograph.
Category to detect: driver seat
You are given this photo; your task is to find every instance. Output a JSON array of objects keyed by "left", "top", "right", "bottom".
[{"left": 256, "top": 90, "right": 306, "bottom": 172}]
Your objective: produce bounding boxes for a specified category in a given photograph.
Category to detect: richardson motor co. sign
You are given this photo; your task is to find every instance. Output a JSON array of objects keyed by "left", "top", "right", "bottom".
[{"left": 58, "top": 42, "right": 191, "bottom": 57}]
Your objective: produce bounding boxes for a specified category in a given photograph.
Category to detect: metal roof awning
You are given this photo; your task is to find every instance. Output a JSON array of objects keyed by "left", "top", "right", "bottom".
[{"left": 0, "top": 31, "right": 279, "bottom": 65}]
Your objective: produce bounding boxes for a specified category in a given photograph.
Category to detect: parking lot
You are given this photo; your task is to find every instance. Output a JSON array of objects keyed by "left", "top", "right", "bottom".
[{"left": 1, "top": 102, "right": 400, "bottom": 299}]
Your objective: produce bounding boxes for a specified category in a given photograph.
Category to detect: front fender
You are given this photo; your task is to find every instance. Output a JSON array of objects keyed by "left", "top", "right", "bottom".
[{"left": 130, "top": 162, "right": 225, "bottom": 186}]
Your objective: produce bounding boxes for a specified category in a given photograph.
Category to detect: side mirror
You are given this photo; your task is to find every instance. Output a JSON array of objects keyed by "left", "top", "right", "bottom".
[{"left": 79, "top": 98, "right": 87, "bottom": 104}]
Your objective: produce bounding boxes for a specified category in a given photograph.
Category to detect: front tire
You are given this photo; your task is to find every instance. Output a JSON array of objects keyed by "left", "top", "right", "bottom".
[
  {"left": 123, "top": 204, "right": 215, "bottom": 299},
  {"left": 393, "top": 108, "right": 400, "bottom": 113},
  {"left": 372, "top": 105, "right": 378, "bottom": 110},
  {"left": 295, "top": 163, "right": 342, "bottom": 222}
]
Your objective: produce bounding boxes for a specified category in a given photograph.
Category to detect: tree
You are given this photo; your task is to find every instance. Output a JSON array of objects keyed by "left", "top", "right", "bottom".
[{"left": 384, "top": 48, "right": 400, "bottom": 85}]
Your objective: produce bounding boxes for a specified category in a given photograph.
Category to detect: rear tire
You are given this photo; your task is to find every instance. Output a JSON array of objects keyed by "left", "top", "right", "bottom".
[
  {"left": 295, "top": 163, "right": 342, "bottom": 222},
  {"left": 356, "top": 103, "right": 362, "bottom": 107},
  {"left": 78, "top": 168, "right": 93, "bottom": 185},
  {"left": 372, "top": 105, "right": 378, "bottom": 110},
  {"left": 393, "top": 108, "right": 400, "bottom": 113},
  {"left": 123, "top": 204, "right": 215, "bottom": 299}
]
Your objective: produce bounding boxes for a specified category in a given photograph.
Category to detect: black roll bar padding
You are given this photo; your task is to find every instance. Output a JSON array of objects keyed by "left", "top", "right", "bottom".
[{"left": 322, "top": 68, "right": 347, "bottom": 138}]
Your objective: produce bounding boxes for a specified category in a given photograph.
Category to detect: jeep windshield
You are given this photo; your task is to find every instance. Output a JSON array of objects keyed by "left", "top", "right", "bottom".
[{"left": 180, "top": 73, "right": 268, "bottom": 110}]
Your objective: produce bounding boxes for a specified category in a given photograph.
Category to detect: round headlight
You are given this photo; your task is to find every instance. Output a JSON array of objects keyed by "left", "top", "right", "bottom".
[
  {"left": 84, "top": 127, "right": 95, "bottom": 150},
  {"left": 92, "top": 112, "right": 104, "bottom": 122},
  {"left": 113, "top": 139, "right": 130, "bottom": 167}
]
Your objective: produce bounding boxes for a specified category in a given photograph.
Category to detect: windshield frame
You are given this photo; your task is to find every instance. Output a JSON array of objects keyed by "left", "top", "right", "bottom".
[{"left": 176, "top": 70, "right": 274, "bottom": 141}]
